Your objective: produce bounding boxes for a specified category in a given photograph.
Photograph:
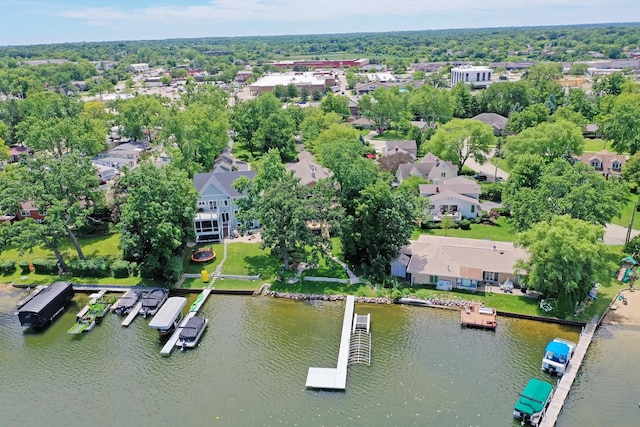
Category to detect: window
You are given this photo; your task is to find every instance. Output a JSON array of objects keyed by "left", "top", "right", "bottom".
[
  {"left": 198, "top": 201, "right": 206, "bottom": 207},
  {"left": 483, "top": 271, "right": 499, "bottom": 282},
  {"left": 20, "top": 210, "right": 31, "bottom": 217},
  {"left": 223, "top": 200, "right": 228, "bottom": 206},
  {"left": 440, "top": 172, "right": 446, "bottom": 178},
  {"left": 222, "top": 212, "right": 229, "bottom": 222},
  {"left": 612, "top": 161, "right": 621, "bottom": 171},
  {"left": 590, "top": 160, "right": 601, "bottom": 169},
  {"left": 209, "top": 200, "right": 217, "bottom": 209},
  {"left": 471, "top": 205, "right": 475, "bottom": 213},
  {"left": 429, "top": 275, "right": 438, "bottom": 284}
]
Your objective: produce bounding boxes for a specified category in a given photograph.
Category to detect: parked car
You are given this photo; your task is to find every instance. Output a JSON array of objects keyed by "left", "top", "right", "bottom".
[{"left": 473, "top": 173, "right": 488, "bottom": 182}]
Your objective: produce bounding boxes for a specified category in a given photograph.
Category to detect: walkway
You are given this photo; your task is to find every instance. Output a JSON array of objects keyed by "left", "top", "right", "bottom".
[
  {"left": 306, "top": 295, "right": 355, "bottom": 390},
  {"left": 539, "top": 316, "right": 599, "bottom": 427}
]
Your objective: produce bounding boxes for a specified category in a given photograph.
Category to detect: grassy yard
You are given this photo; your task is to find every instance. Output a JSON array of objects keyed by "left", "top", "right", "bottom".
[
  {"left": 371, "top": 130, "right": 409, "bottom": 140},
  {"left": 610, "top": 197, "right": 640, "bottom": 230},
  {"left": 182, "top": 243, "right": 224, "bottom": 274},
  {"left": 222, "top": 242, "right": 282, "bottom": 280},
  {"left": 583, "top": 138, "right": 610, "bottom": 153},
  {"left": 270, "top": 279, "right": 379, "bottom": 297},
  {"left": 490, "top": 157, "right": 512, "bottom": 173},
  {"left": 412, "top": 216, "right": 515, "bottom": 242},
  {"left": 180, "top": 277, "right": 262, "bottom": 290}
]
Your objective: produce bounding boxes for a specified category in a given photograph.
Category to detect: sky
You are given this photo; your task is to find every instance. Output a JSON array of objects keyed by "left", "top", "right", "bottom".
[{"left": 1, "top": 0, "right": 639, "bottom": 46}]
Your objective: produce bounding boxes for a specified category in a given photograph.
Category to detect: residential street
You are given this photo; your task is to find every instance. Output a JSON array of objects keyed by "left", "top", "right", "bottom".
[{"left": 465, "top": 153, "right": 509, "bottom": 182}]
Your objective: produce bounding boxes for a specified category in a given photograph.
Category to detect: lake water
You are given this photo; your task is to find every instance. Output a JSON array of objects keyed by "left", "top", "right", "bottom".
[{"left": 0, "top": 286, "right": 636, "bottom": 426}]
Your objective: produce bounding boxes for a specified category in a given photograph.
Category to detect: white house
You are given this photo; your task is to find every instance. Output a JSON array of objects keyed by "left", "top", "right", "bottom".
[
  {"left": 395, "top": 153, "right": 459, "bottom": 184},
  {"left": 420, "top": 176, "right": 481, "bottom": 200},
  {"left": 193, "top": 170, "right": 257, "bottom": 243},
  {"left": 427, "top": 190, "right": 481, "bottom": 221}
]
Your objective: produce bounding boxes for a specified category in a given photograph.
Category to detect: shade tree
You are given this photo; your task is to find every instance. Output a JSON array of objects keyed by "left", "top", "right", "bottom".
[{"left": 426, "top": 118, "right": 495, "bottom": 169}]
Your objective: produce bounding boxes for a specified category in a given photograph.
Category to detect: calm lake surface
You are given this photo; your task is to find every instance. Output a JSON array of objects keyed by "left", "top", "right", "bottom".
[{"left": 0, "top": 286, "right": 637, "bottom": 426}]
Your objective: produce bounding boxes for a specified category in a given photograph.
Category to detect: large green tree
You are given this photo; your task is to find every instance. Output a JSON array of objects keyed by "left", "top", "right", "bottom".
[
  {"left": 320, "top": 93, "right": 349, "bottom": 118},
  {"left": 229, "top": 93, "right": 282, "bottom": 156},
  {"left": 515, "top": 215, "right": 612, "bottom": 316},
  {"left": 426, "top": 118, "right": 495, "bottom": 169},
  {"left": 504, "top": 120, "right": 584, "bottom": 167},
  {"left": 115, "top": 95, "right": 167, "bottom": 142},
  {"left": 408, "top": 85, "right": 453, "bottom": 126},
  {"left": 599, "top": 93, "right": 640, "bottom": 154},
  {"left": 358, "top": 87, "right": 406, "bottom": 133},
  {"left": 116, "top": 163, "right": 197, "bottom": 283}
]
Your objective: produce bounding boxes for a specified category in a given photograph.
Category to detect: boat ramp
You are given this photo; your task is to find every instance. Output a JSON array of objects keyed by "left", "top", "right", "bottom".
[
  {"left": 539, "top": 317, "right": 599, "bottom": 427},
  {"left": 306, "top": 295, "right": 372, "bottom": 390},
  {"left": 160, "top": 288, "right": 211, "bottom": 356}
]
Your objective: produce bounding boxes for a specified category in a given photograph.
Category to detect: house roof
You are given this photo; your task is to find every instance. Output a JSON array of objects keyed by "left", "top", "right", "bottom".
[
  {"left": 405, "top": 235, "right": 527, "bottom": 279},
  {"left": 286, "top": 151, "right": 332, "bottom": 186},
  {"left": 429, "top": 189, "right": 480, "bottom": 205},
  {"left": 396, "top": 163, "right": 434, "bottom": 181},
  {"left": 194, "top": 170, "right": 257, "bottom": 197},
  {"left": 391, "top": 253, "right": 411, "bottom": 267},
  {"left": 385, "top": 140, "right": 417, "bottom": 155},
  {"left": 420, "top": 176, "right": 480, "bottom": 197},
  {"left": 351, "top": 117, "right": 374, "bottom": 126},
  {"left": 577, "top": 149, "right": 627, "bottom": 172},
  {"left": 410, "top": 121, "right": 430, "bottom": 131},
  {"left": 472, "top": 113, "right": 508, "bottom": 131}
]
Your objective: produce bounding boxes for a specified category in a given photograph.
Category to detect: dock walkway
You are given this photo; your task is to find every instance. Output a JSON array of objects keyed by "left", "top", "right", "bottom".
[
  {"left": 539, "top": 316, "right": 599, "bottom": 427},
  {"left": 121, "top": 302, "right": 142, "bottom": 327},
  {"left": 160, "top": 289, "right": 211, "bottom": 356},
  {"left": 306, "top": 295, "right": 355, "bottom": 390}
]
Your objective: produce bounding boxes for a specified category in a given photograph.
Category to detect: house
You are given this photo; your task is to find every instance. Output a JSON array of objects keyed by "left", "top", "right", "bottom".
[
  {"left": 16, "top": 201, "right": 46, "bottom": 223},
  {"left": 472, "top": 113, "right": 508, "bottom": 136},
  {"left": 193, "top": 170, "right": 257, "bottom": 243},
  {"left": 350, "top": 117, "right": 374, "bottom": 129},
  {"left": 395, "top": 153, "right": 459, "bottom": 184},
  {"left": 384, "top": 140, "right": 417, "bottom": 158},
  {"left": 286, "top": 151, "right": 332, "bottom": 188},
  {"left": 577, "top": 149, "right": 627, "bottom": 179},
  {"left": 393, "top": 235, "right": 526, "bottom": 289},
  {"left": 583, "top": 123, "right": 602, "bottom": 139},
  {"left": 213, "top": 150, "right": 249, "bottom": 173},
  {"left": 426, "top": 190, "right": 481, "bottom": 221},
  {"left": 390, "top": 249, "right": 411, "bottom": 278}
]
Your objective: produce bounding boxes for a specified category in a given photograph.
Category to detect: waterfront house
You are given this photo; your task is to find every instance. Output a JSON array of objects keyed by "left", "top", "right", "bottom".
[
  {"left": 393, "top": 235, "right": 526, "bottom": 289},
  {"left": 193, "top": 170, "right": 257, "bottom": 243}
]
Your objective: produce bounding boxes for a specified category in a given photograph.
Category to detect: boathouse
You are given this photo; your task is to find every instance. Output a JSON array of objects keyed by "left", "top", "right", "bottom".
[{"left": 17, "top": 281, "right": 74, "bottom": 328}]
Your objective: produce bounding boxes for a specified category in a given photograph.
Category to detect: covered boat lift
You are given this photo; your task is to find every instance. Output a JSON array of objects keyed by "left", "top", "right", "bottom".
[{"left": 149, "top": 297, "right": 187, "bottom": 335}]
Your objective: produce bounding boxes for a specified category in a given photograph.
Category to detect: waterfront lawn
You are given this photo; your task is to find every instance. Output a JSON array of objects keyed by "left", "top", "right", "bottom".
[
  {"left": 8, "top": 271, "right": 153, "bottom": 287},
  {"left": 223, "top": 242, "right": 281, "bottom": 280},
  {"left": 180, "top": 277, "right": 261, "bottom": 290},
  {"left": 182, "top": 243, "right": 224, "bottom": 274},
  {"left": 270, "top": 279, "right": 378, "bottom": 297},
  {"left": 412, "top": 217, "right": 515, "bottom": 242}
]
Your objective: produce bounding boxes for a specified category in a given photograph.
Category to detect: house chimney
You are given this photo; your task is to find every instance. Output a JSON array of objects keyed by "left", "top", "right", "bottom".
[
  {"left": 310, "top": 165, "right": 316, "bottom": 179},
  {"left": 436, "top": 187, "right": 439, "bottom": 193},
  {"left": 395, "top": 147, "right": 399, "bottom": 152}
]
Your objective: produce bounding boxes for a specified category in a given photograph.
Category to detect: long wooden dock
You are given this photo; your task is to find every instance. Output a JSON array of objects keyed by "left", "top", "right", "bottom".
[
  {"left": 160, "top": 289, "right": 211, "bottom": 356},
  {"left": 306, "top": 295, "right": 355, "bottom": 390},
  {"left": 539, "top": 317, "right": 599, "bottom": 427},
  {"left": 121, "top": 302, "right": 142, "bottom": 327}
]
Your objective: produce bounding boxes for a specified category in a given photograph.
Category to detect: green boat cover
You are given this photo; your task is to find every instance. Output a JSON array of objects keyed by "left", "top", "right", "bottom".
[{"left": 514, "top": 379, "right": 553, "bottom": 415}]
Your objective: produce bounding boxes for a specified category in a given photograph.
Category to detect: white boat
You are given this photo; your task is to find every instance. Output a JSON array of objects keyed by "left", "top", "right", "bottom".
[
  {"left": 148, "top": 297, "right": 187, "bottom": 335},
  {"left": 176, "top": 315, "right": 208, "bottom": 350},
  {"left": 541, "top": 337, "right": 576, "bottom": 376}
]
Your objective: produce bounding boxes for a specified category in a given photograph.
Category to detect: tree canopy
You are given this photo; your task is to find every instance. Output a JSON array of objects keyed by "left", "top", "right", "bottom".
[
  {"left": 426, "top": 118, "right": 495, "bottom": 169},
  {"left": 504, "top": 120, "right": 584, "bottom": 167}
]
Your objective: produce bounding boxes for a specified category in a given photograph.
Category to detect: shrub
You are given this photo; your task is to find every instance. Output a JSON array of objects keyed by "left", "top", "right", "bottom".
[
  {"left": 69, "top": 258, "right": 111, "bottom": 277},
  {"left": 480, "top": 183, "right": 503, "bottom": 202},
  {"left": 459, "top": 219, "right": 472, "bottom": 230},
  {"left": 624, "top": 235, "right": 640, "bottom": 255},
  {"left": 32, "top": 259, "right": 59, "bottom": 275},
  {"left": 163, "top": 256, "right": 184, "bottom": 285},
  {"left": 0, "top": 260, "right": 16, "bottom": 275},
  {"left": 18, "top": 260, "right": 31, "bottom": 274},
  {"left": 491, "top": 207, "right": 511, "bottom": 217},
  {"left": 111, "top": 260, "right": 131, "bottom": 278}
]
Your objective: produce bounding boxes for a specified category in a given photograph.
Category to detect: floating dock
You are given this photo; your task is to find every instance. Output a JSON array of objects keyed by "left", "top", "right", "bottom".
[
  {"left": 539, "top": 318, "right": 599, "bottom": 427},
  {"left": 460, "top": 303, "right": 497, "bottom": 329},
  {"left": 160, "top": 289, "right": 211, "bottom": 356},
  {"left": 306, "top": 295, "right": 357, "bottom": 390},
  {"left": 121, "top": 302, "right": 142, "bottom": 327}
]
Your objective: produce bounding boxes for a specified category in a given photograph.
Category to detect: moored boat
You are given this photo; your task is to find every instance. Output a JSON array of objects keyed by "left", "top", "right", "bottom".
[
  {"left": 149, "top": 297, "right": 187, "bottom": 335},
  {"left": 541, "top": 337, "right": 576, "bottom": 376},
  {"left": 67, "top": 296, "right": 115, "bottom": 335},
  {"left": 140, "top": 290, "right": 169, "bottom": 318},
  {"left": 513, "top": 378, "right": 554, "bottom": 426},
  {"left": 114, "top": 289, "right": 140, "bottom": 316},
  {"left": 176, "top": 315, "right": 208, "bottom": 350}
]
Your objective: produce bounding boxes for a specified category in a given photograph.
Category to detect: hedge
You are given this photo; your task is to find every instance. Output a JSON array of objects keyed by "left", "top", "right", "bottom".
[
  {"left": 111, "top": 260, "right": 132, "bottom": 278},
  {"left": 69, "top": 258, "right": 111, "bottom": 277},
  {"left": 0, "top": 260, "right": 16, "bottom": 275},
  {"left": 32, "top": 259, "right": 59, "bottom": 275},
  {"left": 18, "top": 260, "right": 31, "bottom": 274}
]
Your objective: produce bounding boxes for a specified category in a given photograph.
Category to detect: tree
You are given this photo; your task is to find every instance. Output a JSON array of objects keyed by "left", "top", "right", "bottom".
[
  {"left": 116, "top": 162, "right": 197, "bottom": 283},
  {"left": 599, "top": 93, "right": 640, "bottom": 154},
  {"left": 397, "top": 175, "right": 429, "bottom": 196},
  {"left": 115, "top": 95, "right": 167, "bottom": 142},
  {"left": 358, "top": 88, "right": 406, "bottom": 133},
  {"left": 0, "top": 122, "right": 8, "bottom": 160},
  {"left": 286, "top": 83, "right": 299, "bottom": 100},
  {"left": 567, "top": 63, "right": 589, "bottom": 76},
  {"left": 254, "top": 110, "right": 296, "bottom": 156},
  {"left": 233, "top": 150, "right": 342, "bottom": 271},
  {"left": 299, "top": 108, "right": 342, "bottom": 150},
  {"left": 162, "top": 102, "right": 229, "bottom": 177},
  {"left": 515, "top": 215, "right": 612, "bottom": 316},
  {"left": 230, "top": 93, "right": 282, "bottom": 156},
  {"left": 341, "top": 180, "right": 424, "bottom": 281},
  {"left": 427, "top": 119, "right": 495, "bottom": 169},
  {"left": 312, "top": 123, "right": 360, "bottom": 159},
  {"left": 477, "top": 81, "right": 530, "bottom": 117},
  {"left": 504, "top": 120, "right": 585, "bottom": 167},
  {"left": 503, "top": 158, "right": 628, "bottom": 231},
  {"left": 507, "top": 104, "right": 551, "bottom": 134},
  {"left": 408, "top": 85, "right": 453, "bottom": 126},
  {"left": 320, "top": 93, "right": 350, "bottom": 118},
  {"left": 378, "top": 151, "right": 415, "bottom": 174},
  {"left": 522, "top": 62, "right": 564, "bottom": 104},
  {"left": 622, "top": 153, "right": 640, "bottom": 189},
  {"left": 451, "top": 82, "right": 476, "bottom": 118},
  {"left": 440, "top": 215, "right": 455, "bottom": 236},
  {"left": 592, "top": 72, "right": 628, "bottom": 96},
  {"left": 565, "top": 88, "right": 599, "bottom": 121}
]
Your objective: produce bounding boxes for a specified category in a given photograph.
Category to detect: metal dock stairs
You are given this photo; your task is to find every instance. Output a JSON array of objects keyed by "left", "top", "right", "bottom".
[{"left": 348, "top": 313, "right": 371, "bottom": 365}]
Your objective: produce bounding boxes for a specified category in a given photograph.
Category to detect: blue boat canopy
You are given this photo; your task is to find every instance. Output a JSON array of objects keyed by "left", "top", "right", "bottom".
[{"left": 545, "top": 341, "right": 570, "bottom": 361}]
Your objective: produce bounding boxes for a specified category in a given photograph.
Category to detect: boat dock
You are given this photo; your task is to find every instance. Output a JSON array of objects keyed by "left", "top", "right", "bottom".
[
  {"left": 160, "top": 289, "right": 211, "bottom": 356},
  {"left": 306, "top": 295, "right": 371, "bottom": 390},
  {"left": 539, "top": 317, "right": 599, "bottom": 427},
  {"left": 75, "top": 290, "right": 107, "bottom": 319},
  {"left": 460, "top": 303, "right": 497, "bottom": 329},
  {"left": 121, "top": 302, "right": 142, "bottom": 327}
]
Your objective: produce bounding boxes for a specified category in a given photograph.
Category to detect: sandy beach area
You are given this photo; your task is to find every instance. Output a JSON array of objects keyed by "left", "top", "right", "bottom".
[{"left": 602, "top": 288, "right": 640, "bottom": 326}]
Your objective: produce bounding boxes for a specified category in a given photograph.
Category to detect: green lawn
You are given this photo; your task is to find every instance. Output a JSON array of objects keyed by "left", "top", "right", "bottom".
[
  {"left": 490, "top": 157, "right": 512, "bottom": 173},
  {"left": 583, "top": 139, "right": 610, "bottom": 153},
  {"left": 180, "top": 277, "right": 263, "bottom": 290},
  {"left": 610, "top": 197, "right": 640, "bottom": 230},
  {"left": 372, "top": 130, "right": 409, "bottom": 140},
  {"left": 412, "top": 217, "right": 515, "bottom": 242},
  {"left": 223, "top": 242, "right": 282, "bottom": 280},
  {"left": 270, "top": 279, "right": 378, "bottom": 297},
  {"left": 182, "top": 243, "right": 224, "bottom": 274}
]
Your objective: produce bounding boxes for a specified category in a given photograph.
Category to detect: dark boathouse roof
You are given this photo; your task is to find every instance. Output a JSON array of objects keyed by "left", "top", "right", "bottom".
[{"left": 18, "top": 282, "right": 73, "bottom": 314}]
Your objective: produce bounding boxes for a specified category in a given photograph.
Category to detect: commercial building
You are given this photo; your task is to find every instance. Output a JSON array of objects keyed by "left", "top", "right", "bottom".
[{"left": 451, "top": 65, "right": 493, "bottom": 86}]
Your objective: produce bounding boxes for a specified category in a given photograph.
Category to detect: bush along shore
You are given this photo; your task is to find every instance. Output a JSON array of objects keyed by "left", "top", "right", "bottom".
[{"left": 264, "top": 290, "right": 393, "bottom": 304}]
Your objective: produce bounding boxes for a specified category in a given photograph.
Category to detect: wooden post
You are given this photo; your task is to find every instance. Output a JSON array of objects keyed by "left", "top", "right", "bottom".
[{"left": 626, "top": 199, "right": 638, "bottom": 246}]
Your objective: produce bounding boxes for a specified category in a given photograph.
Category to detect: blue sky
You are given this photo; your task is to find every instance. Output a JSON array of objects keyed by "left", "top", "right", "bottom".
[{"left": 1, "top": 0, "right": 638, "bottom": 46}]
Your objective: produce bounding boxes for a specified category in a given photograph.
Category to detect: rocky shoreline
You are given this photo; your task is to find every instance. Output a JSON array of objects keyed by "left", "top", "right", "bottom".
[{"left": 263, "top": 290, "right": 393, "bottom": 305}]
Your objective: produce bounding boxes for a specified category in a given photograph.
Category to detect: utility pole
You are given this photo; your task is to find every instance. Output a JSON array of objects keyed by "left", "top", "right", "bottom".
[{"left": 626, "top": 199, "right": 638, "bottom": 246}]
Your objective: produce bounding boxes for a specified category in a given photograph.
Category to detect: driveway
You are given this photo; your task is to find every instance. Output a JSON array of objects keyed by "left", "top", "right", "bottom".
[
  {"left": 465, "top": 153, "right": 509, "bottom": 183},
  {"left": 604, "top": 223, "right": 639, "bottom": 246}
]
